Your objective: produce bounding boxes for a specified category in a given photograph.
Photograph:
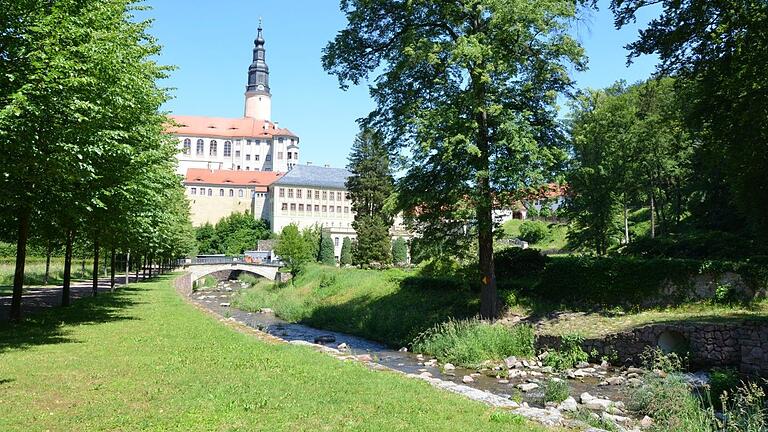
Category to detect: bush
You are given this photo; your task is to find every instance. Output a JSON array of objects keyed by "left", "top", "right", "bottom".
[
  {"left": 709, "top": 368, "right": 740, "bottom": 409},
  {"left": 542, "top": 334, "right": 589, "bottom": 371},
  {"left": 412, "top": 319, "right": 535, "bottom": 367},
  {"left": 543, "top": 379, "right": 570, "bottom": 404},
  {"left": 494, "top": 248, "right": 548, "bottom": 280},
  {"left": 518, "top": 221, "right": 549, "bottom": 244},
  {"left": 622, "top": 231, "right": 768, "bottom": 260}
]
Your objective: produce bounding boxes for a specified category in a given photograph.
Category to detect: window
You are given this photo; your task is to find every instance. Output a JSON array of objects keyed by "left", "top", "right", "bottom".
[
  {"left": 238, "top": 189, "right": 244, "bottom": 197},
  {"left": 224, "top": 141, "right": 232, "bottom": 157},
  {"left": 281, "top": 203, "right": 288, "bottom": 211},
  {"left": 296, "top": 189, "right": 302, "bottom": 199},
  {"left": 229, "top": 189, "right": 234, "bottom": 197},
  {"left": 236, "top": 165, "right": 241, "bottom": 170},
  {"left": 314, "top": 191, "right": 320, "bottom": 200},
  {"left": 337, "top": 192, "right": 342, "bottom": 201},
  {"left": 344, "top": 206, "right": 349, "bottom": 213},
  {"left": 254, "top": 140, "right": 260, "bottom": 145},
  {"left": 290, "top": 203, "right": 296, "bottom": 211},
  {"left": 190, "top": 187, "right": 196, "bottom": 195},
  {"left": 290, "top": 138, "right": 295, "bottom": 144},
  {"left": 294, "top": 152, "right": 299, "bottom": 160},
  {"left": 330, "top": 192, "right": 335, "bottom": 201},
  {"left": 287, "top": 152, "right": 292, "bottom": 160},
  {"left": 196, "top": 139, "right": 204, "bottom": 155},
  {"left": 235, "top": 150, "right": 241, "bottom": 157},
  {"left": 335, "top": 237, "right": 339, "bottom": 247},
  {"left": 210, "top": 140, "right": 218, "bottom": 156},
  {"left": 278, "top": 137, "right": 284, "bottom": 143},
  {"left": 277, "top": 152, "right": 283, "bottom": 159},
  {"left": 183, "top": 139, "right": 191, "bottom": 155},
  {"left": 315, "top": 205, "right": 320, "bottom": 212},
  {"left": 288, "top": 189, "right": 294, "bottom": 198},
  {"left": 207, "top": 188, "right": 213, "bottom": 196},
  {"left": 306, "top": 189, "right": 312, "bottom": 198},
  {"left": 255, "top": 155, "right": 260, "bottom": 161},
  {"left": 322, "top": 205, "right": 327, "bottom": 212},
  {"left": 279, "top": 188, "right": 285, "bottom": 198},
  {"left": 299, "top": 204, "right": 304, "bottom": 211},
  {"left": 246, "top": 154, "right": 251, "bottom": 161},
  {"left": 337, "top": 206, "right": 342, "bottom": 213},
  {"left": 219, "top": 189, "right": 224, "bottom": 196},
  {"left": 330, "top": 206, "right": 335, "bottom": 213},
  {"left": 245, "top": 167, "right": 250, "bottom": 171},
  {"left": 306, "top": 203, "right": 312, "bottom": 212},
  {"left": 246, "top": 140, "right": 252, "bottom": 145},
  {"left": 322, "top": 191, "right": 327, "bottom": 200},
  {"left": 266, "top": 155, "right": 272, "bottom": 161}
]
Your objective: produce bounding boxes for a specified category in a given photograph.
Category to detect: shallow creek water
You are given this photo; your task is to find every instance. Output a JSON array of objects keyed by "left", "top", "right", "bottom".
[{"left": 190, "top": 281, "right": 637, "bottom": 409}]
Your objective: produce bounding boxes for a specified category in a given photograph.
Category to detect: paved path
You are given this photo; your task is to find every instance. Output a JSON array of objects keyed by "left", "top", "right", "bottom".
[{"left": 0, "top": 274, "right": 150, "bottom": 321}]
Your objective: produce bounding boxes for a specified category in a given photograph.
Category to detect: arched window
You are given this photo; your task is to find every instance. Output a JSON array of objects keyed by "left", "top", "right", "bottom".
[
  {"left": 229, "top": 189, "right": 234, "bottom": 197},
  {"left": 207, "top": 188, "right": 212, "bottom": 196},
  {"left": 238, "top": 189, "right": 244, "bottom": 198},
  {"left": 209, "top": 140, "right": 218, "bottom": 156},
  {"left": 219, "top": 189, "right": 224, "bottom": 196},
  {"left": 224, "top": 141, "right": 232, "bottom": 157},
  {"left": 196, "top": 139, "right": 204, "bottom": 155},
  {"left": 183, "top": 138, "right": 191, "bottom": 155}
]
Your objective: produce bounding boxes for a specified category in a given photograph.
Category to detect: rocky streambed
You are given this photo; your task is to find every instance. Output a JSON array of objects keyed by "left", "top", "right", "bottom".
[{"left": 190, "top": 281, "right": 710, "bottom": 431}]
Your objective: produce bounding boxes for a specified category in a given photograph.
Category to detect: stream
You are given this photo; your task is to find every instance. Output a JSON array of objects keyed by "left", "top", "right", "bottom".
[{"left": 190, "top": 280, "right": 637, "bottom": 410}]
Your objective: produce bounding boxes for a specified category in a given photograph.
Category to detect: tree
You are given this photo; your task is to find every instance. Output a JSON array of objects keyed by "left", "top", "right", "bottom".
[
  {"left": 318, "top": 232, "right": 336, "bottom": 265},
  {"left": 274, "top": 224, "right": 312, "bottom": 280},
  {"left": 195, "top": 223, "right": 217, "bottom": 254},
  {"left": 340, "top": 237, "right": 353, "bottom": 266},
  {"left": 391, "top": 237, "right": 408, "bottom": 266},
  {"left": 345, "top": 128, "right": 394, "bottom": 265},
  {"left": 324, "top": 0, "right": 586, "bottom": 317},
  {"left": 612, "top": 0, "right": 768, "bottom": 239}
]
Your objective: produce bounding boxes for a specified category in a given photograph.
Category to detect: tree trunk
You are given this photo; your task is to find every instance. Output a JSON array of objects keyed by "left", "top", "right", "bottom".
[
  {"left": 9, "top": 210, "right": 30, "bottom": 322},
  {"left": 110, "top": 248, "right": 116, "bottom": 292},
  {"left": 474, "top": 107, "right": 497, "bottom": 319},
  {"left": 650, "top": 194, "right": 656, "bottom": 239},
  {"left": 44, "top": 244, "right": 51, "bottom": 286},
  {"left": 62, "top": 230, "right": 74, "bottom": 307},
  {"left": 623, "top": 202, "right": 630, "bottom": 245},
  {"left": 92, "top": 238, "right": 99, "bottom": 297},
  {"left": 142, "top": 255, "right": 147, "bottom": 279},
  {"left": 125, "top": 250, "right": 131, "bottom": 285},
  {"left": 148, "top": 254, "right": 153, "bottom": 278},
  {"left": 135, "top": 255, "right": 140, "bottom": 281}
]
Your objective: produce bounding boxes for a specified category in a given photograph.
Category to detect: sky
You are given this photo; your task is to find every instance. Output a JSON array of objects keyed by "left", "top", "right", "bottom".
[{"left": 144, "top": 0, "right": 660, "bottom": 169}]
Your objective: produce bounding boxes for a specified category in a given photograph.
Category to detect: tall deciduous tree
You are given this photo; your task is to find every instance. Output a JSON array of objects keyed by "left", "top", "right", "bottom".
[
  {"left": 345, "top": 128, "right": 394, "bottom": 265},
  {"left": 324, "top": 0, "right": 586, "bottom": 317},
  {"left": 274, "top": 224, "right": 312, "bottom": 280},
  {"left": 612, "top": 0, "right": 768, "bottom": 238}
]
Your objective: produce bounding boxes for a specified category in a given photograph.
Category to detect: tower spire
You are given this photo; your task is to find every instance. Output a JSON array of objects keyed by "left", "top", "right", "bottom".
[{"left": 244, "top": 19, "right": 272, "bottom": 120}]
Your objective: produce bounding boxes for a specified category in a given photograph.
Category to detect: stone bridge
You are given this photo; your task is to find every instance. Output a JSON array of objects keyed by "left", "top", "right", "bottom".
[{"left": 178, "top": 259, "right": 281, "bottom": 283}]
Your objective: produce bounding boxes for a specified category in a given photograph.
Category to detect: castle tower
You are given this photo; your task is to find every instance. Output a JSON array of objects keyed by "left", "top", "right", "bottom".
[{"left": 244, "top": 21, "right": 271, "bottom": 121}]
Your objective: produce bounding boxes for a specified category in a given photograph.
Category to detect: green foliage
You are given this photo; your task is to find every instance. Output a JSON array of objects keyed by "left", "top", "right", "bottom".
[
  {"left": 412, "top": 319, "right": 535, "bottom": 368},
  {"left": 339, "top": 237, "right": 353, "bottom": 266},
  {"left": 543, "top": 379, "right": 570, "bottom": 404},
  {"left": 346, "top": 129, "right": 394, "bottom": 266},
  {"left": 518, "top": 221, "right": 549, "bottom": 244},
  {"left": 719, "top": 381, "right": 767, "bottom": 432},
  {"left": 237, "top": 273, "right": 262, "bottom": 286},
  {"left": 640, "top": 347, "right": 685, "bottom": 373},
  {"left": 709, "top": 368, "right": 740, "bottom": 410},
  {"left": 542, "top": 334, "right": 588, "bottom": 371},
  {"left": 622, "top": 230, "right": 768, "bottom": 260},
  {"left": 494, "top": 248, "right": 548, "bottom": 280},
  {"left": 274, "top": 224, "right": 313, "bottom": 279},
  {"left": 318, "top": 233, "right": 336, "bottom": 265},
  {"left": 572, "top": 408, "right": 619, "bottom": 432},
  {"left": 195, "top": 213, "right": 270, "bottom": 255},
  {"left": 391, "top": 237, "right": 408, "bottom": 266},
  {"left": 628, "top": 373, "right": 715, "bottom": 432}
]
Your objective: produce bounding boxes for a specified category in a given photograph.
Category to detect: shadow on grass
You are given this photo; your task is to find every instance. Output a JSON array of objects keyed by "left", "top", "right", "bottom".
[
  {"left": 0, "top": 284, "right": 148, "bottom": 354},
  {"left": 300, "top": 281, "right": 480, "bottom": 348}
]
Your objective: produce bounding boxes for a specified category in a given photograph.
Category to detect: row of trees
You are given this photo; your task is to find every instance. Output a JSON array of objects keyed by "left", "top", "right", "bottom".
[
  {"left": 0, "top": 0, "right": 195, "bottom": 321},
  {"left": 567, "top": 0, "right": 768, "bottom": 255}
]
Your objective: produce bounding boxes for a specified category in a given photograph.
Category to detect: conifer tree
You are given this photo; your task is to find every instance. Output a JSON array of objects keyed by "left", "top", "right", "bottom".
[
  {"left": 340, "top": 237, "right": 353, "bottom": 266},
  {"left": 346, "top": 128, "right": 394, "bottom": 265},
  {"left": 318, "top": 232, "right": 336, "bottom": 265}
]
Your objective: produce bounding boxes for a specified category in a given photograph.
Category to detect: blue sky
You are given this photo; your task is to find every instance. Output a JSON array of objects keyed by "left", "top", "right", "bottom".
[{"left": 144, "top": 0, "right": 659, "bottom": 169}]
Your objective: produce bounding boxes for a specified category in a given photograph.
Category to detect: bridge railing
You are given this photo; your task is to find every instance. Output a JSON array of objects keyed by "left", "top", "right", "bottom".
[{"left": 175, "top": 257, "right": 283, "bottom": 267}]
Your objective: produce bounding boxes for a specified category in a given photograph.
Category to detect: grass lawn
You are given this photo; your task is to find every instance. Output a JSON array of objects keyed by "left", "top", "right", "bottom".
[
  {"left": 501, "top": 219, "right": 568, "bottom": 251},
  {"left": 0, "top": 258, "right": 94, "bottom": 295},
  {"left": 0, "top": 274, "right": 550, "bottom": 432},
  {"left": 532, "top": 300, "right": 768, "bottom": 338}
]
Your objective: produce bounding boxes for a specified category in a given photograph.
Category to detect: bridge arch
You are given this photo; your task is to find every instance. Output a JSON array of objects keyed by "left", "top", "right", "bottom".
[{"left": 185, "top": 263, "right": 279, "bottom": 285}]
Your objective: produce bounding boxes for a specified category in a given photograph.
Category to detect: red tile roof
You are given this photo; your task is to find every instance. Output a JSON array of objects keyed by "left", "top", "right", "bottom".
[
  {"left": 184, "top": 168, "right": 284, "bottom": 189},
  {"left": 167, "top": 115, "right": 298, "bottom": 139}
]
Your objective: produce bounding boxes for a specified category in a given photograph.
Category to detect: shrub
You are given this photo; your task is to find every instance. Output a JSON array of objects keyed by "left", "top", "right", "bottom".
[
  {"left": 709, "top": 368, "right": 740, "bottom": 409},
  {"left": 412, "top": 319, "right": 534, "bottom": 367},
  {"left": 543, "top": 334, "right": 589, "bottom": 371},
  {"left": 543, "top": 379, "right": 570, "bottom": 404},
  {"left": 640, "top": 347, "right": 686, "bottom": 373},
  {"left": 494, "top": 248, "right": 548, "bottom": 280},
  {"left": 237, "top": 273, "right": 262, "bottom": 286},
  {"left": 518, "top": 220, "right": 549, "bottom": 244}
]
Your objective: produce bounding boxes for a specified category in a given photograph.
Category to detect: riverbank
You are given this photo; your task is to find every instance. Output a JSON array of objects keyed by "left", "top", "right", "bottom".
[{"left": 0, "top": 274, "right": 551, "bottom": 432}]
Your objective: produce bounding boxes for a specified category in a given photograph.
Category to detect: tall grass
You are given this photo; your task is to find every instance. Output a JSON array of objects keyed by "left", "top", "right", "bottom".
[{"left": 412, "top": 318, "right": 535, "bottom": 367}]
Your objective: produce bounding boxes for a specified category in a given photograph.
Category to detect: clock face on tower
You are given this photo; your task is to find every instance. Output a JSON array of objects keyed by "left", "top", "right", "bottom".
[{"left": 257, "top": 84, "right": 265, "bottom": 91}]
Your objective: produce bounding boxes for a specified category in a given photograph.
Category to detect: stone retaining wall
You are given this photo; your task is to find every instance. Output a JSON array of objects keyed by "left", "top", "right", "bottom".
[
  {"left": 173, "top": 272, "right": 192, "bottom": 296},
  {"left": 537, "top": 320, "right": 768, "bottom": 376}
]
